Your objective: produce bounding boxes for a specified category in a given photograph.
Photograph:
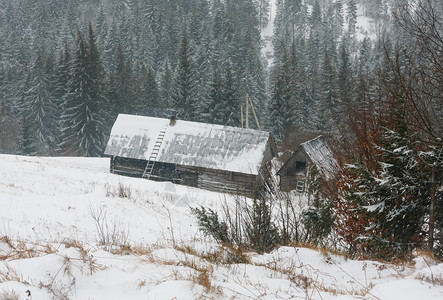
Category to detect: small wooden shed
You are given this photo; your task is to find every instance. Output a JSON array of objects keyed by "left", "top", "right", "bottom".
[
  {"left": 278, "top": 135, "right": 338, "bottom": 193},
  {"left": 104, "top": 114, "right": 277, "bottom": 195}
]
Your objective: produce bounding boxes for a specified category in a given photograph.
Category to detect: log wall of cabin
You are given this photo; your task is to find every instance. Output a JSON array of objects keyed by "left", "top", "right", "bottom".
[
  {"left": 112, "top": 157, "right": 194, "bottom": 184},
  {"left": 112, "top": 156, "right": 146, "bottom": 178},
  {"left": 178, "top": 166, "right": 258, "bottom": 196},
  {"left": 110, "top": 156, "right": 259, "bottom": 196}
]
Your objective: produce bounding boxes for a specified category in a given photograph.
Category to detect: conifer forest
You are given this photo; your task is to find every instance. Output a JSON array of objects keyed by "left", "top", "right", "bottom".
[{"left": 0, "top": 0, "right": 442, "bottom": 260}]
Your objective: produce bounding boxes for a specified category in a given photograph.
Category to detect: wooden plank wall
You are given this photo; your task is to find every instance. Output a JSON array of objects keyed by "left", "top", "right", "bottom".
[
  {"left": 178, "top": 165, "right": 258, "bottom": 196},
  {"left": 111, "top": 156, "right": 262, "bottom": 196},
  {"left": 113, "top": 156, "right": 146, "bottom": 178}
]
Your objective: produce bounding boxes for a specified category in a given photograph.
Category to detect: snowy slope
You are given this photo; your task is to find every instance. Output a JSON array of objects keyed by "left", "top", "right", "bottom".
[{"left": 1, "top": 155, "right": 443, "bottom": 299}]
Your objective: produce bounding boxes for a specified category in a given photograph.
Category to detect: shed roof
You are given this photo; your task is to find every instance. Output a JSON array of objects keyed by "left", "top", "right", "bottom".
[
  {"left": 278, "top": 135, "right": 338, "bottom": 179},
  {"left": 299, "top": 135, "right": 338, "bottom": 179},
  {"left": 104, "top": 114, "right": 274, "bottom": 175}
]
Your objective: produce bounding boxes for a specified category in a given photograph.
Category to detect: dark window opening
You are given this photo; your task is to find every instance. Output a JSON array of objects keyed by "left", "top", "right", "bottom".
[{"left": 295, "top": 161, "right": 306, "bottom": 175}]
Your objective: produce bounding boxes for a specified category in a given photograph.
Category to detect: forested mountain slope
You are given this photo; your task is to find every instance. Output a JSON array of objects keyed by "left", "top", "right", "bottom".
[{"left": 0, "top": 0, "right": 428, "bottom": 155}]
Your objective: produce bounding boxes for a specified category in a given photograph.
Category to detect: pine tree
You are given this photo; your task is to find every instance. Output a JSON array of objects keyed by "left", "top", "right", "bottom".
[
  {"left": 159, "top": 61, "right": 173, "bottom": 109},
  {"left": 246, "top": 197, "right": 279, "bottom": 254},
  {"left": 337, "top": 41, "right": 354, "bottom": 120},
  {"left": 53, "top": 43, "right": 71, "bottom": 138},
  {"left": 139, "top": 66, "right": 161, "bottom": 116},
  {"left": 172, "top": 31, "right": 199, "bottom": 121},
  {"left": 0, "top": 77, "right": 21, "bottom": 154},
  {"left": 346, "top": 0, "right": 357, "bottom": 35},
  {"left": 23, "top": 49, "right": 58, "bottom": 154},
  {"left": 256, "top": 0, "right": 270, "bottom": 28},
  {"left": 268, "top": 72, "right": 287, "bottom": 141},
  {"left": 319, "top": 49, "right": 339, "bottom": 132},
  {"left": 268, "top": 44, "right": 296, "bottom": 141},
  {"left": 108, "top": 44, "right": 136, "bottom": 117},
  {"left": 353, "top": 128, "right": 427, "bottom": 259},
  {"left": 201, "top": 62, "right": 224, "bottom": 124},
  {"left": 60, "top": 25, "right": 107, "bottom": 157},
  {"left": 220, "top": 61, "right": 240, "bottom": 127}
]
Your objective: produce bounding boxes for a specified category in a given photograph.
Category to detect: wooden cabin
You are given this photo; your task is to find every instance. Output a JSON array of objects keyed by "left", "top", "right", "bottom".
[
  {"left": 278, "top": 135, "right": 338, "bottom": 193},
  {"left": 104, "top": 114, "right": 278, "bottom": 196}
]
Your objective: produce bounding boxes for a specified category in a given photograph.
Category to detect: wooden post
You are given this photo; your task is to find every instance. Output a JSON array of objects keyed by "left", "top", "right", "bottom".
[
  {"left": 248, "top": 96, "right": 261, "bottom": 130},
  {"left": 245, "top": 94, "right": 249, "bottom": 129},
  {"left": 429, "top": 164, "right": 436, "bottom": 252},
  {"left": 110, "top": 156, "right": 115, "bottom": 173},
  {"left": 241, "top": 105, "right": 244, "bottom": 128}
]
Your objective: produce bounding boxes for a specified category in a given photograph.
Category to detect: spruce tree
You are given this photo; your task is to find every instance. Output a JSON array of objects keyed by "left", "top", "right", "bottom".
[
  {"left": 23, "top": 49, "right": 58, "bottom": 154},
  {"left": 220, "top": 61, "right": 240, "bottom": 127},
  {"left": 346, "top": 0, "right": 357, "bottom": 35},
  {"left": 268, "top": 72, "right": 287, "bottom": 141},
  {"left": 108, "top": 44, "right": 136, "bottom": 117},
  {"left": 60, "top": 25, "right": 107, "bottom": 157},
  {"left": 337, "top": 41, "right": 354, "bottom": 121},
  {"left": 256, "top": 0, "right": 270, "bottom": 28},
  {"left": 172, "top": 31, "right": 199, "bottom": 121},
  {"left": 319, "top": 49, "right": 339, "bottom": 132},
  {"left": 159, "top": 61, "right": 173, "bottom": 110},
  {"left": 139, "top": 66, "right": 161, "bottom": 116},
  {"left": 201, "top": 62, "right": 224, "bottom": 124}
]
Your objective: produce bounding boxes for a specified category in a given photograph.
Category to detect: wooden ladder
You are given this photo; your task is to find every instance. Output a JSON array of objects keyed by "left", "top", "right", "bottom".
[
  {"left": 295, "top": 178, "right": 306, "bottom": 194},
  {"left": 142, "top": 129, "right": 167, "bottom": 180},
  {"left": 265, "top": 161, "right": 283, "bottom": 200}
]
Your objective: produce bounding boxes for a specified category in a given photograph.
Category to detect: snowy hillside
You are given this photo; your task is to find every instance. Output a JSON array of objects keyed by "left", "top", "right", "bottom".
[{"left": 1, "top": 155, "right": 443, "bottom": 299}]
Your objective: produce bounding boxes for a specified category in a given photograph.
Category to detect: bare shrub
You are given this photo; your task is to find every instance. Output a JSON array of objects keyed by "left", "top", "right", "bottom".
[
  {"left": 81, "top": 181, "right": 96, "bottom": 194},
  {"left": 90, "top": 205, "right": 130, "bottom": 249},
  {"left": 104, "top": 181, "right": 132, "bottom": 199},
  {"left": 192, "top": 191, "right": 280, "bottom": 255},
  {"left": 117, "top": 182, "right": 132, "bottom": 198},
  {"left": 38, "top": 281, "right": 72, "bottom": 300}
]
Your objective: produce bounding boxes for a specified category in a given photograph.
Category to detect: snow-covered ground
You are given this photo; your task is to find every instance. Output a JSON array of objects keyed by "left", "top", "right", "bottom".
[
  {"left": 355, "top": 4, "right": 379, "bottom": 42},
  {"left": 1, "top": 155, "right": 443, "bottom": 299}
]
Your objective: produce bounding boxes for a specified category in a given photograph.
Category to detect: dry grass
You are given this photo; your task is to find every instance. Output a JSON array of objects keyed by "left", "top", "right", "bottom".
[
  {"left": 0, "top": 236, "right": 57, "bottom": 261},
  {"left": 294, "top": 242, "right": 350, "bottom": 260},
  {"left": 140, "top": 243, "right": 217, "bottom": 294},
  {"left": 38, "top": 281, "right": 71, "bottom": 300},
  {"left": 414, "top": 249, "right": 442, "bottom": 286},
  {"left": 0, "top": 289, "right": 20, "bottom": 300},
  {"left": 189, "top": 265, "right": 213, "bottom": 292},
  {"left": 0, "top": 263, "right": 22, "bottom": 283},
  {"left": 104, "top": 181, "right": 132, "bottom": 199},
  {"left": 81, "top": 180, "right": 97, "bottom": 194},
  {"left": 137, "top": 278, "right": 147, "bottom": 290},
  {"left": 90, "top": 205, "right": 130, "bottom": 250},
  {"left": 62, "top": 239, "right": 106, "bottom": 275}
]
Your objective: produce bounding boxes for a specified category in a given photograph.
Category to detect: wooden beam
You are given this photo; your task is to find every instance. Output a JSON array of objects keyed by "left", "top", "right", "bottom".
[
  {"left": 245, "top": 94, "right": 249, "bottom": 129},
  {"left": 248, "top": 95, "right": 261, "bottom": 130},
  {"left": 241, "top": 105, "right": 244, "bottom": 128}
]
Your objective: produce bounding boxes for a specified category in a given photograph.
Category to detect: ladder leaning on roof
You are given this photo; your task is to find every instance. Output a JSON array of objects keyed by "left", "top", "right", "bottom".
[{"left": 142, "top": 128, "right": 167, "bottom": 180}]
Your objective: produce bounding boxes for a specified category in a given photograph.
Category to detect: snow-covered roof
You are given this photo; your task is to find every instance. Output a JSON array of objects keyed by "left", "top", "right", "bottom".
[
  {"left": 104, "top": 114, "right": 273, "bottom": 175},
  {"left": 300, "top": 135, "right": 338, "bottom": 179}
]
